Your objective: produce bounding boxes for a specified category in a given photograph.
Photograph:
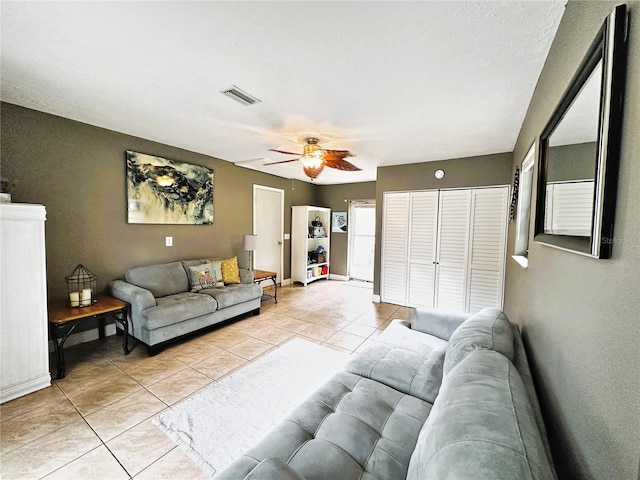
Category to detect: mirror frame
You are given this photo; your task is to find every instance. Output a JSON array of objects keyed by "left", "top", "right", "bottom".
[{"left": 534, "top": 4, "right": 628, "bottom": 258}]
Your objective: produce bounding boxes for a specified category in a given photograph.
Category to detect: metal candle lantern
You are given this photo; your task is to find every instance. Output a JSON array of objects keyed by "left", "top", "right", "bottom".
[{"left": 65, "top": 264, "right": 97, "bottom": 308}]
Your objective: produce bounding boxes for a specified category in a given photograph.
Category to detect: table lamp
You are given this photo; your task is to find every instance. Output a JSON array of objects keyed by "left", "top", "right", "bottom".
[{"left": 243, "top": 234, "right": 258, "bottom": 271}]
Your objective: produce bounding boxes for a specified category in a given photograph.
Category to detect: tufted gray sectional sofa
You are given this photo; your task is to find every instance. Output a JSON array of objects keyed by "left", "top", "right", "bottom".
[
  {"left": 217, "top": 308, "right": 557, "bottom": 479},
  {"left": 109, "top": 259, "right": 262, "bottom": 355}
]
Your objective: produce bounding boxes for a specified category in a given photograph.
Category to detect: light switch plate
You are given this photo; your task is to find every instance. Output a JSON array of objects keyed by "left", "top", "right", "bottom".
[
  {"left": 284, "top": 233, "right": 290, "bottom": 240},
  {"left": 165, "top": 236, "right": 173, "bottom": 247}
]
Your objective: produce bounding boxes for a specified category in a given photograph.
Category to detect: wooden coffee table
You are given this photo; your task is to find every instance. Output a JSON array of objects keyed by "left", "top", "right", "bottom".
[
  {"left": 253, "top": 270, "right": 278, "bottom": 303},
  {"left": 48, "top": 295, "right": 130, "bottom": 379}
]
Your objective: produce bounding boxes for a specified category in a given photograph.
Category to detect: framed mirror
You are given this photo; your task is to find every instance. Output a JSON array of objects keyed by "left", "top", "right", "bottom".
[{"left": 534, "top": 4, "right": 628, "bottom": 258}]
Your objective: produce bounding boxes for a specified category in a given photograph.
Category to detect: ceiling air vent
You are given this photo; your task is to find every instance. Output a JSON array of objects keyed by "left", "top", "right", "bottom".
[{"left": 219, "top": 85, "right": 261, "bottom": 106}]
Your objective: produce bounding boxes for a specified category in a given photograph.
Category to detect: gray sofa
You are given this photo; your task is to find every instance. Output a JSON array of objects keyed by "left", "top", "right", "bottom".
[
  {"left": 217, "top": 307, "right": 557, "bottom": 479},
  {"left": 109, "top": 259, "right": 262, "bottom": 355}
]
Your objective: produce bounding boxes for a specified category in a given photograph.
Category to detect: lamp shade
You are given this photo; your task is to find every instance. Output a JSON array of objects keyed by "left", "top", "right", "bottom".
[{"left": 243, "top": 234, "right": 258, "bottom": 251}]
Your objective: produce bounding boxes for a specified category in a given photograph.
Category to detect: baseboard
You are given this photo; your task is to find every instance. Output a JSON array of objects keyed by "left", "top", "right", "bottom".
[
  {"left": 1, "top": 373, "right": 51, "bottom": 404},
  {"left": 329, "top": 274, "right": 348, "bottom": 281},
  {"left": 372, "top": 294, "right": 381, "bottom": 303},
  {"left": 281, "top": 278, "right": 291, "bottom": 286},
  {"left": 48, "top": 323, "right": 117, "bottom": 352}
]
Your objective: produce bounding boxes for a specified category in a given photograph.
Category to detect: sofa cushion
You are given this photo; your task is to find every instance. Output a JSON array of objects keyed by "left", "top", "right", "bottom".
[
  {"left": 243, "top": 458, "right": 307, "bottom": 480},
  {"left": 407, "top": 349, "right": 556, "bottom": 480},
  {"left": 443, "top": 307, "right": 514, "bottom": 376},
  {"left": 125, "top": 261, "right": 189, "bottom": 298},
  {"left": 141, "top": 292, "right": 217, "bottom": 330},
  {"left": 218, "top": 371, "right": 432, "bottom": 480},
  {"left": 411, "top": 307, "right": 471, "bottom": 340},
  {"left": 200, "top": 283, "right": 261, "bottom": 309},
  {"left": 345, "top": 320, "right": 447, "bottom": 403}
]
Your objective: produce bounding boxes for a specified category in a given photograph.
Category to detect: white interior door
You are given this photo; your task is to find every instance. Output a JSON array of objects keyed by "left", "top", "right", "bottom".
[
  {"left": 407, "top": 191, "right": 439, "bottom": 308},
  {"left": 253, "top": 185, "right": 284, "bottom": 283},
  {"left": 381, "top": 192, "right": 410, "bottom": 304},
  {"left": 435, "top": 189, "right": 471, "bottom": 311},
  {"left": 466, "top": 187, "right": 509, "bottom": 313},
  {"left": 348, "top": 201, "right": 376, "bottom": 282}
]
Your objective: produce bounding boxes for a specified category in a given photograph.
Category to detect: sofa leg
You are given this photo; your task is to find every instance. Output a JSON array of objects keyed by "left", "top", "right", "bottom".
[
  {"left": 147, "top": 344, "right": 162, "bottom": 356},
  {"left": 252, "top": 308, "right": 261, "bottom": 316}
]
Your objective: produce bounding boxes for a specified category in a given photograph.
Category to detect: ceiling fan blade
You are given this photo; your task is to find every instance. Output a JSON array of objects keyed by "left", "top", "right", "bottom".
[
  {"left": 263, "top": 158, "right": 300, "bottom": 166},
  {"left": 303, "top": 164, "right": 324, "bottom": 179},
  {"left": 269, "top": 149, "right": 302, "bottom": 156},
  {"left": 323, "top": 149, "right": 354, "bottom": 159},
  {"left": 323, "top": 158, "right": 361, "bottom": 172}
]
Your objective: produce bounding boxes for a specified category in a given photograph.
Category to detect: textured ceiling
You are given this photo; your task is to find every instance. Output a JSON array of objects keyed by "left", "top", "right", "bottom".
[{"left": 0, "top": 1, "right": 566, "bottom": 185}]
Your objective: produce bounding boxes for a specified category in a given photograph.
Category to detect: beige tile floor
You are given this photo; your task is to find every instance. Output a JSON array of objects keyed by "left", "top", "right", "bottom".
[{"left": 0, "top": 280, "right": 413, "bottom": 479}]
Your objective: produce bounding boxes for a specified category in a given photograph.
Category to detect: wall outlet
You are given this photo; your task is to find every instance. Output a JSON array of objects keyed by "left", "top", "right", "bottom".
[
  {"left": 165, "top": 236, "right": 173, "bottom": 247},
  {"left": 284, "top": 233, "right": 290, "bottom": 240}
]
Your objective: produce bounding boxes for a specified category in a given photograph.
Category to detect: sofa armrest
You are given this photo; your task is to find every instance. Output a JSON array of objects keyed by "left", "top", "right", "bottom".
[
  {"left": 411, "top": 307, "right": 472, "bottom": 340},
  {"left": 244, "top": 458, "right": 307, "bottom": 480},
  {"left": 109, "top": 280, "right": 156, "bottom": 333},
  {"left": 239, "top": 268, "right": 254, "bottom": 284}
]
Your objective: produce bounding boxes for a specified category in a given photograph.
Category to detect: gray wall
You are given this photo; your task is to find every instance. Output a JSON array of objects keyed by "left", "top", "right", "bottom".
[
  {"left": 547, "top": 142, "right": 597, "bottom": 182},
  {"left": 373, "top": 153, "right": 513, "bottom": 295},
  {"left": 504, "top": 2, "right": 640, "bottom": 479},
  {"left": 0, "top": 102, "right": 318, "bottom": 301}
]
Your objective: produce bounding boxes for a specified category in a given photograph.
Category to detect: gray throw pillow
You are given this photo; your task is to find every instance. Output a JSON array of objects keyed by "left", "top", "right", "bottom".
[
  {"left": 206, "top": 260, "right": 223, "bottom": 284},
  {"left": 189, "top": 263, "right": 220, "bottom": 292}
]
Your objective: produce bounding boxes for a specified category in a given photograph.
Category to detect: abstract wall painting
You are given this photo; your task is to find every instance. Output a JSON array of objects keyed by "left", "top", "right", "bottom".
[
  {"left": 126, "top": 151, "right": 214, "bottom": 224},
  {"left": 332, "top": 212, "right": 347, "bottom": 233}
]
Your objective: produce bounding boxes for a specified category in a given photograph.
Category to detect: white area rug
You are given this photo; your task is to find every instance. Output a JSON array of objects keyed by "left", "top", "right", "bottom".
[{"left": 154, "top": 338, "right": 349, "bottom": 477}]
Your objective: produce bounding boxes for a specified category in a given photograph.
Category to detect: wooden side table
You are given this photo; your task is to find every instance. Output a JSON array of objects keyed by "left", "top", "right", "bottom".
[
  {"left": 48, "top": 295, "right": 130, "bottom": 379},
  {"left": 253, "top": 270, "right": 278, "bottom": 303}
]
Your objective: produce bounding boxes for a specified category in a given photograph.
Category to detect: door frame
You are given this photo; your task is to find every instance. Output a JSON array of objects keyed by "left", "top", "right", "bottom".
[
  {"left": 347, "top": 199, "right": 376, "bottom": 282},
  {"left": 252, "top": 185, "right": 284, "bottom": 284}
]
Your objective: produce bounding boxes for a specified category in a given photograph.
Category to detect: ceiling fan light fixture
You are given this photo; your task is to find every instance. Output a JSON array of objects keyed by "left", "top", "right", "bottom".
[
  {"left": 301, "top": 152, "right": 323, "bottom": 169},
  {"left": 268, "top": 136, "right": 358, "bottom": 180},
  {"left": 303, "top": 138, "right": 320, "bottom": 156},
  {"left": 300, "top": 138, "right": 323, "bottom": 171}
]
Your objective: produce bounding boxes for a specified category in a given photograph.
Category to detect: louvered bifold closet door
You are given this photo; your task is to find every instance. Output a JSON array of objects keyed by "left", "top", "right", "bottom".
[
  {"left": 467, "top": 187, "right": 509, "bottom": 313},
  {"left": 546, "top": 181, "right": 595, "bottom": 236},
  {"left": 407, "top": 191, "right": 438, "bottom": 307},
  {"left": 435, "top": 190, "right": 471, "bottom": 311},
  {"left": 381, "top": 193, "right": 410, "bottom": 304}
]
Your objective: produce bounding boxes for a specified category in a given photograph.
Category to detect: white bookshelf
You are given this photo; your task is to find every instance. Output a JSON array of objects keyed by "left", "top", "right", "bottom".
[{"left": 291, "top": 206, "right": 331, "bottom": 286}]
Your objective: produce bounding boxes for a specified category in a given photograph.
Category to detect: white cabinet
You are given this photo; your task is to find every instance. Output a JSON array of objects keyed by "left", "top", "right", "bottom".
[
  {"left": 291, "top": 206, "right": 331, "bottom": 286},
  {"left": 381, "top": 186, "right": 508, "bottom": 313},
  {"left": 0, "top": 204, "right": 51, "bottom": 403}
]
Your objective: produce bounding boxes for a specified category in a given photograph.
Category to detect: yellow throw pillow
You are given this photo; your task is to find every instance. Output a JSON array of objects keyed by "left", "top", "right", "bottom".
[{"left": 221, "top": 256, "right": 241, "bottom": 284}]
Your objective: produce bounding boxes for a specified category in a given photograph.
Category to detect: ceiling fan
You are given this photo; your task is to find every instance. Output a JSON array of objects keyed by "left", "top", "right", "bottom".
[{"left": 265, "top": 137, "right": 360, "bottom": 180}]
